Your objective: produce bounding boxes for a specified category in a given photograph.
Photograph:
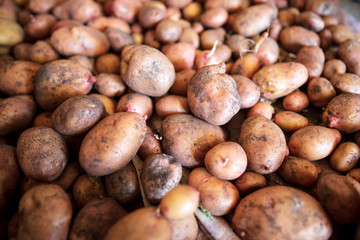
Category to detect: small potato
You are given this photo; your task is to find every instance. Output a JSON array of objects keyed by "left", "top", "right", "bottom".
[
  {"left": 144, "top": 30, "right": 160, "bottom": 49},
  {"left": 179, "top": 27, "right": 200, "bottom": 49},
  {"left": 307, "top": 77, "right": 336, "bottom": 108},
  {"left": 282, "top": 90, "right": 309, "bottom": 112},
  {"left": 28, "top": 40, "right": 59, "bottom": 64},
  {"left": 322, "top": 59, "right": 346, "bottom": 80},
  {"left": 329, "top": 73, "right": 360, "bottom": 94},
  {"left": 0, "top": 95, "right": 37, "bottom": 136},
  {"left": 330, "top": 142, "right": 360, "bottom": 172},
  {"left": 106, "top": 27, "right": 134, "bottom": 52},
  {"left": 0, "top": 19, "right": 24, "bottom": 47},
  {"left": 231, "top": 53, "right": 261, "bottom": 79},
  {"left": 32, "top": 112, "right": 54, "bottom": 129},
  {"left": 105, "top": 0, "right": 142, "bottom": 24},
  {"left": 214, "top": 44, "right": 232, "bottom": 63},
  {"left": 17, "top": 184, "right": 73, "bottom": 240},
  {"left": 95, "top": 53, "right": 121, "bottom": 74},
  {"left": 277, "top": 156, "right": 318, "bottom": 187},
  {"left": 194, "top": 49, "right": 222, "bottom": 70},
  {"left": 254, "top": 37, "right": 280, "bottom": 66},
  {"left": 94, "top": 73, "right": 127, "bottom": 98},
  {"left": 338, "top": 39, "right": 360, "bottom": 76},
  {"left": 295, "top": 46, "right": 324, "bottom": 79},
  {"left": 28, "top": 0, "right": 57, "bottom": 13},
  {"left": 247, "top": 101, "right": 274, "bottom": 120},
  {"left": 162, "top": 43, "right": 196, "bottom": 71},
  {"left": 226, "top": 34, "right": 246, "bottom": 58},
  {"left": 205, "top": 142, "right": 247, "bottom": 180},
  {"left": 322, "top": 16, "right": 338, "bottom": 27},
  {"left": 279, "top": 26, "right": 320, "bottom": 53},
  {"left": 183, "top": 2, "right": 202, "bottom": 20},
  {"left": 13, "top": 43, "right": 31, "bottom": 60},
  {"left": 169, "top": 69, "right": 195, "bottom": 96},
  {"left": 288, "top": 125, "right": 341, "bottom": 161},
  {"left": 53, "top": 0, "right": 101, "bottom": 23},
  {"left": 239, "top": 115, "right": 286, "bottom": 174},
  {"left": 88, "top": 93, "right": 116, "bottom": 115},
  {"left": 138, "top": 126, "right": 163, "bottom": 160},
  {"left": 322, "top": 92, "right": 360, "bottom": 133},
  {"left": 328, "top": 25, "right": 360, "bottom": 46},
  {"left": 141, "top": 154, "right": 182, "bottom": 204},
  {"left": 105, "top": 162, "right": 140, "bottom": 204},
  {"left": 319, "top": 28, "right": 332, "bottom": 50},
  {"left": 52, "top": 95, "right": 106, "bottom": 136},
  {"left": 88, "top": 16, "right": 130, "bottom": 33},
  {"left": 50, "top": 19, "right": 83, "bottom": 33},
  {"left": 155, "top": 95, "right": 190, "bottom": 119},
  {"left": 105, "top": 207, "right": 172, "bottom": 240},
  {"left": 188, "top": 63, "right": 241, "bottom": 125},
  {"left": 137, "top": 2, "right": 167, "bottom": 29},
  {"left": 200, "top": 28, "right": 225, "bottom": 50},
  {"left": 69, "top": 55, "right": 95, "bottom": 73},
  {"left": 273, "top": 111, "right": 309, "bottom": 132},
  {"left": 200, "top": 7, "right": 228, "bottom": 28},
  {"left": 234, "top": 171, "right": 266, "bottom": 195},
  {"left": 232, "top": 75, "right": 260, "bottom": 109},
  {"left": 69, "top": 198, "right": 127, "bottom": 240},
  {"left": 116, "top": 93, "right": 153, "bottom": 120},
  {"left": 25, "top": 13, "right": 57, "bottom": 40},
  {"left": 72, "top": 174, "right": 106, "bottom": 210},
  {"left": 17, "top": 127, "right": 68, "bottom": 182},
  {"left": 165, "top": 0, "right": 191, "bottom": 8},
  {"left": 169, "top": 214, "right": 198, "bottom": 240},
  {"left": 155, "top": 19, "right": 182, "bottom": 44},
  {"left": 296, "top": 11, "right": 324, "bottom": 32},
  {"left": 278, "top": 7, "right": 300, "bottom": 27},
  {"left": 348, "top": 168, "right": 360, "bottom": 182}
]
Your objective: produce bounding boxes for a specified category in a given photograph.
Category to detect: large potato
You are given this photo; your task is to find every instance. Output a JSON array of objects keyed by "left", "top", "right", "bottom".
[
  {"left": 338, "top": 39, "right": 360, "bottom": 76},
  {"left": 232, "top": 186, "right": 332, "bottom": 240},
  {"left": 252, "top": 62, "right": 308, "bottom": 100},
  {"left": 79, "top": 112, "right": 146, "bottom": 176},
  {"left": 161, "top": 113, "right": 226, "bottom": 168},
  {"left": 279, "top": 26, "right": 320, "bottom": 53},
  {"left": 238, "top": 115, "right": 286, "bottom": 174},
  {"left": 295, "top": 46, "right": 324, "bottom": 79}
]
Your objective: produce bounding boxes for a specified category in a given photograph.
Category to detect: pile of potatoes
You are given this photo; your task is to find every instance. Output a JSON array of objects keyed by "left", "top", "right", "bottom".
[{"left": 1, "top": 0, "right": 360, "bottom": 239}]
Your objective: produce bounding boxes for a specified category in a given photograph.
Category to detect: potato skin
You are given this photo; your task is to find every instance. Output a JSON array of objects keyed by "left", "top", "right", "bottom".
[
  {"left": 155, "top": 94, "right": 190, "bottom": 119},
  {"left": 121, "top": 45, "right": 175, "bottom": 97},
  {"left": 79, "top": 112, "right": 146, "bottom": 176},
  {"left": 0, "top": 95, "right": 37, "bottom": 136},
  {"left": 234, "top": 171, "right": 267, "bottom": 195},
  {"left": 338, "top": 39, "right": 360, "bottom": 76},
  {"left": 307, "top": 77, "right": 336, "bottom": 108},
  {"left": 137, "top": 126, "right": 163, "bottom": 160},
  {"left": 161, "top": 114, "right": 226, "bottom": 168},
  {"left": 0, "top": 18, "right": 24, "bottom": 46},
  {"left": 17, "top": 126, "right": 68, "bottom": 182},
  {"left": 329, "top": 73, "right": 360, "bottom": 94},
  {"left": 69, "top": 198, "right": 127, "bottom": 240},
  {"left": 232, "top": 75, "right": 260, "bottom": 109},
  {"left": 282, "top": 90, "right": 309, "bottom": 112},
  {"left": 232, "top": 185, "right": 332, "bottom": 240},
  {"left": 295, "top": 46, "right": 324, "bottom": 79},
  {"left": 238, "top": 115, "right": 287, "bottom": 174},
  {"left": 279, "top": 26, "right": 320, "bottom": 53},
  {"left": 169, "top": 214, "right": 198, "bottom": 240},
  {"left": 273, "top": 111, "right": 309, "bottom": 132},
  {"left": 17, "top": 184, "right": 73, "bottom": 240},
  {"left": 329, "top": 142, "right": 360, "bottom": 172}
]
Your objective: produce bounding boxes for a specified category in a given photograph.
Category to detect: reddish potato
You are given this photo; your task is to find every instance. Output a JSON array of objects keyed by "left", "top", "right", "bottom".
[
  {"left": 179, "top": 27, "right": 200, "bottom": 49},
  {"left": 330, "top": 142, "right": 360, "bottom": 172},
  {"left": 94, "top": 73, "right": 127, "bottom": 98},
  {"left": 322, "top": 59, "right": 346, "bottom": 80},
  {"left": 25, "top": 13, "right": 56, "bottom": 39},
  {"left": 307, "top": 77, "right": 336, "bottom": 108},
  {"left": 88, "top": 16, "right": 130, "bottom": 33},
  {"left": 338, "top": 39, "right": 360, "bottom": 76},
  {"left": 155, "top": 19, "right": 182, "bottom": 44},
  {"left": 169, "top": 69, "right": 195, "bottom": 96},
  {"left": 104, "top": 0, "right": 142, "bottom": 24},
  {"left": 116, "top": 93, "right": 153, "bottom": 120},
  {"left": 106, "top": 28, "right": 134, "bottom": 52},
  {"left": 155, "top": 95, "right": 190, "bottom": 119},
  {"left": 232, "top": 75, "right": 260, "bottom": 109},
  {"left": 296, "top": 11, "right": 324, "bottom": 32},
  {"left": 28, "top": 41, "right": 59, "bottom": 64},
  {"left": 282, "top": 90, "right": 309, "bottom": 112},
  {"left": 95, "top": 53, "right": 121, "bottom": 74},
  {"left": 200, "top": 7, "right": 228, "bottom": 28},
  {"left": 279, "top": 26, "right": 320, "bottom": 53},
  {"left": 137, "top": 2, "right": 167, "bottom": 29},
  {"left": 247, "top": 101, "right": 274, "bottom": 120},
  {"left": 52, "top": 0, "right": 102, "bottom": 23},
  {"left": 295, "top": 46, "right": 324, "bottom": 79},
  {"left": 162, "top": 42, "right": 196, "bottom": 71},
  {"left": 137, "top": 126, "right": 163, "bottom": 161}
]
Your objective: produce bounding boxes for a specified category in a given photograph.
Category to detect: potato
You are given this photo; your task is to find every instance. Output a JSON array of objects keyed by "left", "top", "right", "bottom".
[
  {"left": 52, "top": 95, "right": 106, "bottom": 136},
  {"left": 104, "top": 162, "right": 140, "bottom": 204},
  {"left": 316, "top": 174, "right": 360, "bottom": 224},
  {"left": 94, "top": 73, "right": 126, "bottom": 98},
  {"left": 183, "top": 2, "right": 202, "bottom": 20},
  {"left": 72, "top": 174, "right": 106, "bottom": 210},
  {"left": 116, "top": 93, "right": 153, "bottom": 120},
  {"left": 278, "top": 7, "right": 300, "bottom": 27},
  {"left": 322, "top": 93, "right": 360, "bottom": 133},
  {"left": 247, "top": 101, "right": 274, "bottom": 119},
  {"left": 234, "top": 171, "right": 266, "bottom": 195},
  {"left": 200, "top": 7, "right": 228, "bottom": 28},
  {"left": 17, "top": 126, "right": 68, "bottom": 182},
  {"left": 305, "top": 0, "right": 336, "bottom": 16},
  {"left": 95, "top": 53, "right": 121, "bottom": 74},
  {"left": 104, "top": 0, "right": 142, "bottom": 24},
  {"left": 295, "top": 46, "right": 324, "bottom": 79},
  {"left": 252, "top": 62, "right": 308, "bottom": 100},
  {"left": 214, "top": 44, "right": 232, "bottom": 63},
  {"left": 288, "top": 125, "right": 341, "bottom": 161},
  {"left": 144, "top": 30, "right": 161, "bottom": 49},
  {"left": 232, "top": 185, "right": 332, "bottom": 240},
  {"left": 53, "top": 0, "right": 102, "bottom": 23},
  {"left": 232, "top": 75, "right": 260, "bottom": 109},
  {"left": 273, "top": 111, "right": 309, "bottom": 132},
  {"left": 296, "top": 11, "right": 324, "bottom": 32},
  {"left": 200, "top": 28, "right": 225, "bottom": 50},
  {"left": 106, "top": 27, "right": 134, "bottom": 52},
  {"left": 105, "top": 206, "right": 172, "bottom": 240},
  {"left": 88, "top": 16, "right": 130, "bottom": 33},
  {"left": 162, "top": 43, "right": 196, "bottom": 71},
  {"left": 69, "top": 198, "right": 127, "bottom": 240},
  {"left": 282, "top": 90, "right": 309, "bottom": 112},
  {"left": 233, "top": 3, "right": 278, "bottom": 37},
  {"left": 69, "top": 55, "right": 95, "bottom": 73},
  {"left": 179, "top": 28, "right": 200, "bottom": 49},
  {"left": 155, "top": 95, "right": 190, "bottom": 119},
  {"left": 205, "top": 0, "right": 249, "bottom": 12},
  {"left": 329, "top": 73, "right": 360, "bottom": 94},
  {"left": 137, "top": 2, "right": 167, "bottom": 29},
  {"left": 13, "top": 43, "right": 31, "bottom": 60},
  {"left": 141, "top": 153, "right": 182, "bottom": 204},
  {"left": 239, "top": 115, "right": 286, "bottom": 174},
  {"left": 0, "top": 144, "right": 20, "bottom": 210},
  {"left": 189, "top": 167, "right": 240, "bottom": 216},
  {"left": 306, "top": 77, "right": 336, "bottom": 108},
  {"left": 17, "top": 184, "right": 73, "bottom": 240},
  {"left": 0, "top": 19, "right": 24, "bottom": 47},
  {"left": 51, "top": 19, "right": 83, "bottom": 33},
  {"left": 138, "top": 126, "right": 163, "bottom": 160},
  {"left": 254, "top": 37, "right": 280, "bottom": 66},
  {"left": 52, "top": 161, "right": 82, "bottom": 191},
  {"left": 121, "top": 45, "right": 175, "bottom": 97},
  {"left": 79, "top": 112, "right": 146, "bottom": 176},
  {"left": 319, "top": 28, "right": 332, "bottom": 50},
  {"left": 161, "top": 113, "right": 226, "bottom": 168},
  {"left": 0, "top": 95, "right": 37, "bottom": 136},
  {"left": 329, "top": 142, "right": 360, "bottom": 172},
  {"left": 204, "top": 142, "right": 247, "bottom": 180},
  {"left": 34, "top": 59, "right": 95, "bottom": 111},
  {"left": 322, "top": 59, "right": 346, "bottom": 80},
  {"left": 279, "top": 26, "right": 320, "bottom": 53},
  {"left": 0, "top": 60, "right": 41, "bottom": 96},
  {"left": 51, "top": 26, "right": 110, "bottom": 57},
  {"left": 165, "top": 0, "right": 191, "bottom": 9},
  {"left": 169, "top": 214, "right": 198, "bottom": 240},
  {"left": 28, "top": 40, "right": 60, "bottom": 64},
  {"left": 187, "top": 63, "right": 241, "bottom": 125},
  {"left": 348, "top": 168, "right": 360, "bottom": 182},
  {"left": 195, "top": 49, "right": 222, "bottom": 70},
  {"left": 28, "top": 0, "right": 57, "bottom": 13},
  {"left": 25, "top": 13, "right": 57, "bottom": 40},
  {"left": 338, "top": 39, "right": 360, "bottom": 76},
  {"left": 328, "top": 25, "right": 360, "bottom": 45},
  {"left": 231, "top": 53, "right": 261, "bottom": 79},
  {"left": 155, "top": 19, "right": 182, "bottom": 44},
  {"left": 88, "top": 93, "right": 116, "bottom": 115}
]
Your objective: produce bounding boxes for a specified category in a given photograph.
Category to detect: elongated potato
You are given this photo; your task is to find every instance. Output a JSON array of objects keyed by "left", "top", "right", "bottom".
[
  {"left": 329, "top": 142, "right": 360, "bottom": 172},
  {"left": 252, "top": 62, "right": 308, "bottom": 100},
  {"left": 295, "top": 46, "right": 324, "bottom": 79},
  {"left": 155, "top": 94, "right": 190, "bottom": 119},
  {"left": 329, "top": 73, "right": 360, "bottom": 94},
  {"left": 137, "top": 126, "right": 163, "bottom": 160},
  {"left": 273, "top": 111, "right": 309, "bottom": 132},
  {"left": 338, "top": 39, "right": 360, "bottom": 76},
  {"left": 79, "top": 112, "right": 146, "bottom": 176},
  {"left": 234, "top": 171, "right": 267, "bottom": 195},
  {"left": 279, "top": 26, "right": 320, "bottom": 53},
  {"left": 307, "top": 77, "right": 336, "bottom": 108}
]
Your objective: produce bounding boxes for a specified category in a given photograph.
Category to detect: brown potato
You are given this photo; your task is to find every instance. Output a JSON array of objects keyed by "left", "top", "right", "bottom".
[
  {"left": 187, "top": 63, "right": 241, "bottom": 125},
  {"left": 162, "top": 42, "right": 196, "bottom": 71},
  {"left": 234, "top": 171, "right": 266, "bottom": 195},
  {"left": 183, "top": 2, "right": 202, "bottom": 20},
  {"left": 179, "top": 27, "right": 200, "bottom": 49},
  {"left": 28, "top": 0, "right": 57, "bottom": 13},
  {"left": 169, "top": 69, "right": 195, "bottom": 97},
  {"left": 200, "top": 7, "right": 228, "bottom": 28},
  {"left": 52, "top": 95, "right": 106, "bottom": 136},
  {"left": 155, "top": 19, "right": 182, "bottom": 44},
  {"left": 328, "top": 25, "right": 360, "bottom": 46},
  {"left": 329, "top": 73, "right": 360, "bottom": 94},
  {"left": 17, "top": 126, "right": 68, "bottom": 182},
  {"left": 88, "top": 93, "right": 116, "bottom": 115},
  {"left": 232, "top": 75, "right": 260, "bottom": 109},
  {"left": 329, "top": 142, "right": 360, "bottom": 172},
  {"left": 231, "top": 53, "right": 261, "bottom": 79},
  {"left": 69, "top": 198, "right": 127, "bottom": 240},
  {"left": 277, "top": 156, "right": 318, "bottom": 187},
  {"left": 106, "top": 27, "right": 134, "bottom": 52},
  {"left": 94, "top": 73, "right": 127, "bottom": 98},
  {"left": 278, "top": 7, "right": 300, "bottom": 27},
  {"left": 195, "top": 49, "right": 222, "bottom": 70},
  {"left": 25, "top": 13, "right": 56, "bottom": 39},
  {"left": 105, "top": 162, "right": 140, "bottom": 204},
  {"left": 155, "top": 95, "right": 190, "bottom": 119},
  {"left": 322, "top": 92, "right": 360, "bottom": 133},
  {"left": 273, "top": 111, "right": 309, "bottom": 132},
  {"left": 282, "top": 90, "right": 309, "bottom": 112},
  {"left": 0, "top": 95, "right": 37, "bottom": 136},
  {"left": 17, "top": 184, "right": 73, "bottom": 240},
  {"left": 307, "top": 77, "right": 336, "bottom": 108},
  {"left": 105, "top": 207, "right": 172, "bottom": 240},
  {"left": 52, "top": 0, "right": 102, "bottom": 23},
  {"left": 79, "top": 112, "right": 146, "bottom": 176},
  {"left": 161, "top": 114, "right": 226, "bottom": 168},
  {"left": 0, "top": 144, "right": 20, "bottom": 210},
  {"left": 254, "top": 37, "right": 280, "bottom": 66},
  {"left": 305, "top": 0, "right": 336, "bottom": 16},
  {"left": 316, "top": 174, "right": 360, "bottom": 224},
  {"left": 13, "top": 43, "right": 31, "bottom": 60},
  {"left": 322, "top": 59, "right": 346, "bottom": 80},
  {"left": 104, "top": 0, "right": 142, "bottom": 24},
  {"left": 214, "top": 44, "right": 232, "bottom": 63},
  {"left": 348, "top": 168, "right": 360, "bottom": 183},
  {"left": 138, "top": 126, "right": 163, "bottom": 161},
  {"left": 28, "top": 40, "right": 59, "bottom": 64},
  {"left": 88, "top": 16, "right": 130, "bottom": 33},
  {"left": 279, "top": 26, "right": 320, "bottom": 53},
  {"left": 296, "top": 11, "right": 324, "bottom": 32},
  {"left": 34, "top": 59, "right": 95, "bottom": 111},
  {"left": 319, "top": 28, "right": 332, "bottom": 50},
  {"left": 169, "top": 214, "right": 198, "bottom": 240},
  {"left": 288, "top": 125, "right": 341, "bottom": 161},
  {"left": 116, "top": 93, "right": 153, "bottom": 120},
  {"left": 69, "top": 55, "right": 95, "bottom": 73},
  {"left": 232, "top": 185, "right": 332, "bottom": 240},
  {"left": 141, "top": 153, "right": 182, "bottom": 204},
  {"left": 121, "top": 45, "right": 175, "bottom": 97},
  {"left": 200, "top": 28, "right": 225, "bottom": 50},
  {"left": 52, "top": 161, "right": 82, "bottom": 191},
  {"left": 239, "top": 115, "right": 286, "bottom": 174},
  {"left": 338, "top": 39, "right": 360, "bottom": 76},
  {"left": 295, "top": 46, "right": 324, "bottom": 79},
  {"left": 95, "top": 53, "right": 121, "bottom": 74},
  {"left": 137, "top": 2, "right": 167, "bottom": 29}
]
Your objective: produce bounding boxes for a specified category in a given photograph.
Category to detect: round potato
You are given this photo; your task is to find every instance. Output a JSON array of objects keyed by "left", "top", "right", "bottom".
[
  {"left": 0, "top": 18, "right": 24, "bottom": 47},
  {"left": 295, "top": 46, "right": 324, "bottom": 79},
  {"left": 329, "top": 142, "right": 360, "bottom": 172},
  {"left": 94, "top": 73, "right": 127, "bottom": 98},
  {"left": 155, "top": 94, "right": 190, "bottom": 119},
  {"left": 282, "top": 90, "right": 309, "bottom": 112},
  {"left": 234, "top": 171, "right": 267, "bottom": 196},
  {"left": 137, "top": 126, "right": 163, "bottom": 161},
  {"left": 116, "top": 93, "right": 153, "bottom": 120}
]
